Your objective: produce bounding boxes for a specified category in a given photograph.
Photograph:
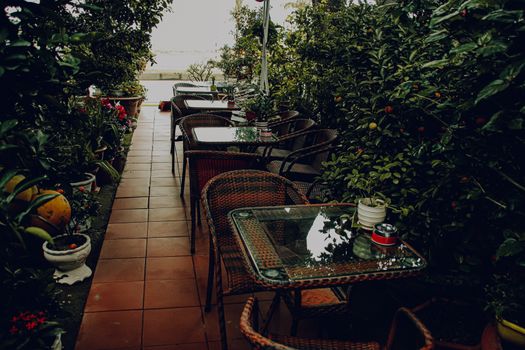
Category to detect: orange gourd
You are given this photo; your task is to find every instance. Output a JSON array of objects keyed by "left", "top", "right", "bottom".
[{"left": 33, "top": 190, "right": 71, "bottom": 230}]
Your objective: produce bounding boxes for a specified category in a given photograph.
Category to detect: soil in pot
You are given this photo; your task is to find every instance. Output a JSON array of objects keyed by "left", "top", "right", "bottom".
[
  {"left": 49, "top": 234, "right": 87, "bottom": 251},
  {"left": 415, "top": 299, "right": 487, "bottom": 349}
]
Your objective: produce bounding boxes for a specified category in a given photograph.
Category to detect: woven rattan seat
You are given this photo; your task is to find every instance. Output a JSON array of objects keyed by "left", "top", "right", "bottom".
[{"left": 240, "top": 297, "right": 435, "bottom": 350}]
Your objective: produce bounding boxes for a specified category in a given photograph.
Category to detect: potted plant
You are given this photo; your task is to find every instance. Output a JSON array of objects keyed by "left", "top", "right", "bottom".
[
  {"left": 1, "top": 310, "right": 63, "bottom": 350},
  {"left": 108, "top": 80, "right": 146, "bottom": 117},
  {"left": 348, "top": 170, "right": 388, "bottom": 230},
  {"left": 241, "top": 90, "right": 274, "bottom": 136}
]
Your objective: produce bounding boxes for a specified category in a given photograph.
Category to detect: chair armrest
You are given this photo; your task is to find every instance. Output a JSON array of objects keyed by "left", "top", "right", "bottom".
[
  {"left": 279, "top": 146, "right": 336, "bottom": 176},
  {"left": 385, "top": 307, "right": 434, "bottom": 350}
]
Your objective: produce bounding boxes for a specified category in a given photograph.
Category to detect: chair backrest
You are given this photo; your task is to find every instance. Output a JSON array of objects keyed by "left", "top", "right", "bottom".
[
  {"left": 180, "top": 114, "right": 234, "bottom": 149},
  {"left": 202, "top": 170, "right": 308, "bottom": 241},
  {"left": 240, "top": 297, "right": 434, "bottom": 350},
  {"left": 172, "top": 82, "right": 198, "bottom": 96},
  {"left": 270, "top": 118, "right": 316, "bottom": 140},
  {"left": 287, "top": 128, "right": 338, "bottom": 153},
  {"left": 170, "top": 99, "right": 183, "bottom": 124},
  {"left": 186, "top": 150, "right": 262, "bottom": 195},
  {"left": 268, "top": 110, "right": 301, "bottom": 126}
]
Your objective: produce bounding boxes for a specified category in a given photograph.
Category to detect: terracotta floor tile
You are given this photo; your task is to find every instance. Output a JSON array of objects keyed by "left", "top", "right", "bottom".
[
  {"left": 149, "top": 187, "right": 181, "bottom": 197},
  {"left": 119, "top": 178, "right": 150, "bottom": 187},
  {"left": 152, "top": 156, "right": 171, "bottom": 163},
  {"left": 84, "top": 281, "right": 144, "bottom": 312},
  {"left": 144, "top": 279, "right": 199, "bottom": 309},
  {"left": 143, "top": 308, "right": 206, "bottom": 346},
  {"left": 147, "top": 237, "right": 190, "bottom": 257},
  {"left": 152, "top": 170, "right": 176, "bottom": 178},
  {"left": 106, "top": 223, "right": 148, "bottom": 239},
  {"left": 122, "top": 170, "right": 151, "bottom": 179},
  {"left": 148, "top": 221, "right": 188, "bottom": 237},
  {"left": 149, "top": 196, "right": 186, "bottom": 209},
  {"left": 116, "top": 186, "right": 150, "bottom": 198},
  {"left": 150, "top": 177, "right": 180, "bottom": 187},
  {"left": 93, "top": 258, "right": 145, "bottom": 282},
  {"left": 143, "top": 343, "right": 208, "bottom": 350},
  {"left": 127, "top": 156, "right": 153, "bottom": 164},
  {"left": 109, "top": 209, "right": 148, "bottom": 223},
  {"left": 127, "top": 150, "right": 151, "bottom": 157},
  {"left": 130, "top": 144, "right": 152, "bottom": 151},
  {"left": 112, "top": 197, "right": 149, "bottom": 210},
  {"left": 75, "top": 310, "right": 142, "bottom": 350},
  {"left": 152, "top": 162, "right": 173, "bottom": 170},
  {"left": 100, "top": 239, "right": 147, "bottom": 259},
  {"left": 145, "top": 257, "right": 195, "bottom": 280},
  {"left": 149, "top": 208, "right": 186, "bottom": 222},
  {"left": 124, "top": 163, "right": 151, "bottom": 171}
]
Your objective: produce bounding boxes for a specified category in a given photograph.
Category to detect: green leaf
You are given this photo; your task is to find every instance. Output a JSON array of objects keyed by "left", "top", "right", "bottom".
[
  {"left": 475, "top": 79, "right": 509, "bottom": 104},
  {"left": 450, "top": 42, "right": 477, "bottom": 54},
  {"left": 422, "top": 59, "right": 449, "bottom": 68},
  {"left": 16, "top": 193, "right": 59, "bottom": 223},
  {"left": 7, "top": 176, "right": 46, "bottom": 203},
  {"left": 430, "top": 10, "right": 460, "bottom": 28},
  {"left": 9, "top": 40, "right": 31, "bottom": 47},
  {"left": 496, "top": 238, "right": 524, "bottom": 258},
  {"left": 482, "top": 9, "right": 523, "bottom": 23},
  {"left": 425, "top": 29, "right": 448, "bottom": 43},
  {"left": 508, "top": 118, "right": 523, "bottom": 130},
  {"left": 477, "top": 41, "right": 508, "bottom": 57}
]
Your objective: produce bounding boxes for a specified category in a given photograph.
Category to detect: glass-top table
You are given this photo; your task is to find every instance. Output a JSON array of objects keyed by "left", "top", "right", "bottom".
[
  {"left": 229, "top": 204, "right": 426, "bottom": 287},
  {"left": 184, "top": 99, "right": 240, "bottom": 111},
  {"left": 175, "top": 86, "right": 218, "bottom": 95},
  {"left": 193, "top": 127, "right": 278, "bottom": 146}
]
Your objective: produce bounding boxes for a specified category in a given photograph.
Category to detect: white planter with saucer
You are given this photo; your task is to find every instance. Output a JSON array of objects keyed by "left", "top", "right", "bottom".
[{"left": 357, "top": 198, "right": 387, "bottom": 230}]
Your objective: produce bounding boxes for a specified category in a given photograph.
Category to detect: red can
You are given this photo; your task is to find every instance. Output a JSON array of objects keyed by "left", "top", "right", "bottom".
[{"left": 371, "top": 223, "right": 398, "bottom": 246}]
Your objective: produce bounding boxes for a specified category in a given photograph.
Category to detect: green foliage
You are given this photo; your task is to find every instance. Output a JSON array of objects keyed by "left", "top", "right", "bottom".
[{"left": 245, "top": 0, "right": 525, "bottom": 314}]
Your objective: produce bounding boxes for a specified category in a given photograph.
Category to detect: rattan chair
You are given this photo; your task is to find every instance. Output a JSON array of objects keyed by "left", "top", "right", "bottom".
[
  {"left": 268, "top": 110, "right": 301, "bottom": 126},
  {"left": 186, "top": 150, "right": 263, "bottom": 254},
  {"left": 265, "top": 129, "right": 338, "bottom": 182},
  {"left": 240, "top": 297, "right": 434, "bottom": 350},
  {"left": 202, "top": 170, "right": 308, "bottom": 350},
  {"left": 179, "top": 114, "right": 235, "bottom": 197},
  {"left": 172, "top": 81, "right": 198, "bottom": 96},
  {"left": 170, "top": 101, "right": 184, "bottom": 176},
  {"left": 258, "top": 119, "right": 317, "bottom": 160}
]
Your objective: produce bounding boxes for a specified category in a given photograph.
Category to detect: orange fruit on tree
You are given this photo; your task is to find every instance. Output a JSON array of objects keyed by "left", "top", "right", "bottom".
[{"left": 33, "top": 190, "right": 71, "bottom": 230}]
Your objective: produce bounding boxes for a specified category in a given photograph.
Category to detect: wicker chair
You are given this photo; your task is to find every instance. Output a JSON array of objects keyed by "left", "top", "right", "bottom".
[
  {"left": 179, "top": 114, "right": 235, "bottom": 197},
  {"left": 240, "top": 297, "right": 434, "bottom": 350},
  {"left": 265, "top": 129, "right": 338, "bottom": 183},
  {"left": 170, "top": 101, "right": 184, "bottom": 176},
  {"left": 186, "top": 150, "right": 263, "bottom": 254},
  {"left": 267, "top": 110, "right": 301, "bottom": 126},
  {"left": 202, "top": 170, "right": 308, "bottom": 350},
  {"left": 172, "top": 81, "right": 198, "bottom": 96},
  {"left": 258, "top": 119, "right": 317, "bottom": 160}
]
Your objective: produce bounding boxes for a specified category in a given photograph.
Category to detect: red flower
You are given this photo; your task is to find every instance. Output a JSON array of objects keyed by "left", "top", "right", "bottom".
[
  {"left": 116, "top": 104, "right": 127, "bottom": 120},
  {"left": 384, "top": 105, "right": 394, "bottom": 114},
  {"left": 25, "top": 321, "right": 38, "bottom": 330},
  {"left": 78, "top": 186, "right": 85, "bottom": 192}
]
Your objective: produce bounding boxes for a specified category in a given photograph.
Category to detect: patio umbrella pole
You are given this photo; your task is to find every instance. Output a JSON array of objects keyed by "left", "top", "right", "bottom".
[{"left": 260, "top": 0, "right": 270, "bottom": 95}]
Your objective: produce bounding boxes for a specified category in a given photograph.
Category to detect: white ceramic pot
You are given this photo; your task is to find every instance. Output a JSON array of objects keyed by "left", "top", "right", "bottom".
[
  {"left": 69, "top": 172, "right": 96, "bottom": 192},
  {"left": 357, "top": 198, "right": 387, "bottom": 230},
  {"left": 43, "top": 234, "right": 92, "bottom": 285}
]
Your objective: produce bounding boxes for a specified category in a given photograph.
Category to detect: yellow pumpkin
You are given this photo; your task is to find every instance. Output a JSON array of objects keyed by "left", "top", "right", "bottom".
[
  {"left": 33, "top": 190, "right": 71, "bottom": 229},
  {"left": 4, "top": 174, "right": 37, "bottom": 202}
]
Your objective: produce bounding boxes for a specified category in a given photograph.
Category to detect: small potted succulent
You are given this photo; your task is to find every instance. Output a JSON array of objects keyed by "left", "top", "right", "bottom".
[{"left": 241, "top": 90, "right": 274, "bottom": 136}]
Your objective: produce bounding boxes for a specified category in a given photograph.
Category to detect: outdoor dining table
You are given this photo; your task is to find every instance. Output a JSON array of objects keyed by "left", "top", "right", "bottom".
[
  {"left": 229, "top": 204, "right": 427, "bottom": 291},
  {"left": 184, "top": 99, "right": 240, "bottom": 112},
  {"left": 192, "top": 126, "right": 278, "bottom": 148},
  {"left": 175, "top": 86, "right": 219, "bottom": 95}
]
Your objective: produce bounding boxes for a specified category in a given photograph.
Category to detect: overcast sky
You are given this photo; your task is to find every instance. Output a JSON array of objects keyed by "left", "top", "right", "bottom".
[{"left": 148, "top": 0, "right": 294, "bottom": 71}]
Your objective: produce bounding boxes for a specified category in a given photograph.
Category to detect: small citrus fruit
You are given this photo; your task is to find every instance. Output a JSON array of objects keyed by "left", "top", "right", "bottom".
[
  {"left": 34, "top": 190, "right": 71, "bottom": 229},
  {"left": 334, "top": 96, "right": 343, "bottom": 103},
  {"left": 384, "top": 105, "right": 394, "bottom": 114},
  {"left": 69, "top": 243, "right": 78, "bottom": 249},
  {"left": 369, "top": 122, "right": 377, "bottom": 130}
]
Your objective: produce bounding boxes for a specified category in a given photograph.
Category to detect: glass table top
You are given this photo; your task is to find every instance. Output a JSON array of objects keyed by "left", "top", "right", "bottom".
[
  {"left": 193, "top": 127, "right": 278, "bottom": 144},
  {"left": 230, "top": 205, "right": 426, "bottom": 283},
  {"left": 184, "top": 99, "right": 240, "bottom": 110}
]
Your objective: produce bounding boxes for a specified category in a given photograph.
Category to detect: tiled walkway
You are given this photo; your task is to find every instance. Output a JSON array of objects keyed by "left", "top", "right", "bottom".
[{"left": 74, "top": 106, "right": 288, "bottom": 350}]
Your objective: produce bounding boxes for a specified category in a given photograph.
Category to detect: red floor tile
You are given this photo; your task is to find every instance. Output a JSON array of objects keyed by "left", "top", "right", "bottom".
[
  {"left": 151, "top": 163, "right": 172, "bottom": 170},
  {"left": 109, "top": 209, "right": 148, "bottom": 223},
  {"left": 149, "top": 208, "right": 186, "bottom": 222},
  {"left": 84, "top": 281, "right": 144, "bottom": 312},
  {"left": 124, "top": 163, "right": 151, "bottom": 171},
  {"left": 149, "top": 196, "right": 187, "bottom": 209},
  {"left": 150, "top": 177, "right": 180, "bottom": 187},
  {"left": 148, "top": 221, "right": 188, "bottom": 237},
  {"left": 122, "top": 170, "right": 151, "bottom": 178},
  {"left": 144, "top": 279, "right": 199, "bottom": 309},
  {"left": 93, "top": 258, "right": 145, "bottom": 282},
  {"left": 127, "top": 156, "right": 153, "bottom": 163},
  {"left": 145, "top": 257, "right": 195, "bottom": 280},
  {"left": 203, "top": 302, "right": 246, "bottom": 341},
  {"left": 150, "top": 187, "right": 180, "bottom": 197},
  {"left": 142, "top": 307, "right": 206, "bottom": 347},
  {"left": 147, "top": 237, "right": 190, "bottom": 257},
  {"left": 120, "top": 178, "right": 151, "bottom": 187},
  {"left": 116, "top": 185, "right": 150, "bottom": 198},
  {"left": 152, "top": 170, "right": 177, "bottom": 178},
  {"left": 112, "top": 197, "right": 149, "bottom": 210},
  {"left": 75, "top": 310, "right": 142, "bottom": 350},
  {"left": 100, "top": 239, "right": 147, "bottom": 259},
  {"left": 106, "top": 223, "right": 148, "bottom": 239}
]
